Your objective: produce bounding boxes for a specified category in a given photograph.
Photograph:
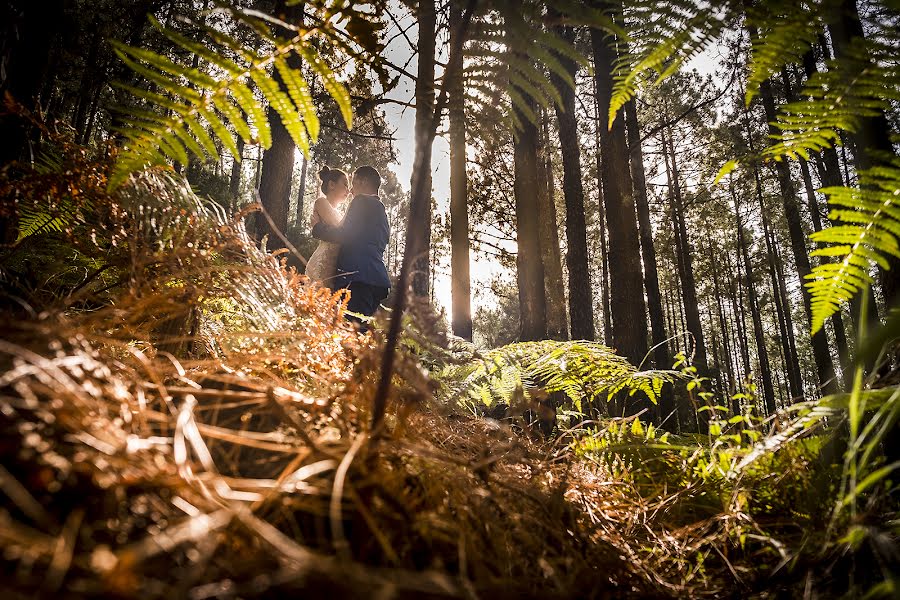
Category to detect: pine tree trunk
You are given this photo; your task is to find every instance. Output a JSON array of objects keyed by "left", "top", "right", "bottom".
[
  {"left": 448, "top": 1, "right": 472, "bottom": 340},
  {"left": 409, "top": 0, "right": 436, "bottom": 298},
  {"left": 782, "top": 67, "right": 851, "bottom": 375},
  {"left": 256, "top": 1, "right": 303, "bottom": 248},
  {"left": 744, "top": 105, "right": 804, "bottom": 398},
  {"left": 538, "top": 110, "right": 568, "bottom": 340},
  {"left": 550, "top": 26, "right": 594, "bottom": 341},
  {"left": 294, "top": 153, "right": 308, "bottom": 226},
  {"left": 727, "top": 250, "right": 753, "bottom": 382},
  {"left": 627, "top": 99, "right": 669, "bottom": 369},
  {"left": 764, "top": 209, "right": 803, "bottom": 398},
  {"left": 593, "top": 95, "right": 613, "bottom": 344},
  {"left": 513, "top": 92, "right": 547, "bottom": 341},
  {"left": 731, "top": 178, "right": 777, "bottom": 415},
  {"left": 711, "top": 252, "right": 736, "bottom": 395},
  {"left": 661, "top": 129, "right": 707, "bottom": 373},
  {"left": 591, "top": 23, "right": 648, "bottom": 365},
  {"left": 229, "top": 136, "right": 245, "bottom": 211},
  {"left": 756, "top": 75, "right": 838, "bottom": 395}
]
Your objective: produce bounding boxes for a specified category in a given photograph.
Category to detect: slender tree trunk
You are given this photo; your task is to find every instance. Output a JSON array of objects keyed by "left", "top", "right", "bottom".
[
  {"left": 295, "top": 153, "right": 308, "bottom": 226},
  {"left": 764, "top": 208, "right": 803, "bottom": 398},
  {"left": 512, "top": 90, "right": 547, "bottom": 341},
  {"left": 711, "top": 253, "right": 736, "bottom": 394},
  {"left": 731, "top": 178, "right": 777, "bottom": 415},
  {"left": 593, "top": 94, "right": 612, "bottom": 344},
  {"left": 410, "top": 0, "right": 436, "bottom": 298},
  {"left": 744, "top": 106, "right": 804, "bottom": 398},
  {"left": 538, "top": 110, "right": 568, "bottom": 340},
  {"left": 256, "top": 1, "right": 303, "bottom": 248},
  {"left": 449, "top": 0, "right": 472, "bottom": 340},
  {"left": 551, "top": 25, "right": 594, "bottom": 341},
  {"left": 661, "top": 129, "right": 707, "bottom": 373},
  {"left": 782, "top": 67, "right": 850, "bottom": 374},
  {"left": 73, "top": 25, "right": 102, "bottom": 141},
  {"left": 727, "top": 250, "right": 753, "bottom": 381},
  {"left": 591, "top": 23, "right": 648, "bottom": 365},
  {"left": 757, "top": 76, "right": 838, "bottom": 395},
  {"left": 229, "top": 133, "right": 246, "bottom": 211},
  {"left": 627, "top": 99, "right": 669, "bottom": 369}
]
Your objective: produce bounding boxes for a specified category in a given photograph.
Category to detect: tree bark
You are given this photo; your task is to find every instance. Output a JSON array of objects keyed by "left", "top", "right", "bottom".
[
  {"left": 448, "top": 0, "right": 472, "bottom": 340},
  {"left": 627, "top": 99, "right": 669, "bottom": 369},
  {"left": 710, "top": 248, "right": 736, "bottom": 395},
  {"left": 591, "top": 23, "right": 648, "bottom": 365},
  {"left": 782, "top": 67, "right": 850, "bottom": 374},
  {"left": 757, "top": 74, "right": 838, "bottom": 395},
  {"left": 550, "top": 25, "right": 594, "bottom": 341},
  {"left": 661, "top": 129, "right": 707, "bottom": 373},
  {"left": 538, "top": 110, "right": 568, "bottom": 340},
  {"left": 256, "top": 1, "right": 303, "bottom": 249},
  {"left": 593, "top": 93, "right": 612, "bottom": 344},
  {"left": 229, "top": 133, "right": 246, "bottom": 211},
  {"left": 731, "top": 178, "right": 777, "bottom": 415},
  {"left": 409, "top": 0, "right": 436, "bottom": 298},
  {"left": 512, "top": 92, "right": 547, "bottom": 341}
]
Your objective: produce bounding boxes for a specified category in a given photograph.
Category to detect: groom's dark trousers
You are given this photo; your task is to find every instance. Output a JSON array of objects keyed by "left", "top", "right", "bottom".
[{"left": 311, "top": 193, "right": 391, "bottom": 328}]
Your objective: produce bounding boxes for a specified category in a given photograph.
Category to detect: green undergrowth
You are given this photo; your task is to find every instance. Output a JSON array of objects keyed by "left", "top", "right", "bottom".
[{"left": 432, "top": 338, "right": 899, "bottom": 596}]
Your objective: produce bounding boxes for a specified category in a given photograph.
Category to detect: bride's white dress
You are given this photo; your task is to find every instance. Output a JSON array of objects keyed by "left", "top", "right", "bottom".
[
  {"left": 306, "top": 239, "right": 340, "bottom": 283},
  {"left": 305, "top": 198, "right": 343, "bottom": 284}
]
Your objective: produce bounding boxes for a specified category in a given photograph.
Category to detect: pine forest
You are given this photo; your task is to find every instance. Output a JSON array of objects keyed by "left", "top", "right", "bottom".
[{"left": 1, "top": 0, "right": 899, "bottom": 597}]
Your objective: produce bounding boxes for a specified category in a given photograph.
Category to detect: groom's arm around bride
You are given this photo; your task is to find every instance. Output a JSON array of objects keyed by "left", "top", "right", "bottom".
[{"left": 311, "top": 166, "right": 391, "bottom": 325}]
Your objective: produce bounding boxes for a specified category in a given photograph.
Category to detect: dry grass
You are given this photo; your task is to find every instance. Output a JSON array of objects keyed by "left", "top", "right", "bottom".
[{"left": 0, "top": 170, "right": 874, "bottom": 599}]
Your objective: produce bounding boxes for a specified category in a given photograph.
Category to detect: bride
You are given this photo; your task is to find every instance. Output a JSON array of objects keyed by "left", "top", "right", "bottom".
[{"left": 305, "top": 166, "right": 350, "bottom": 285}]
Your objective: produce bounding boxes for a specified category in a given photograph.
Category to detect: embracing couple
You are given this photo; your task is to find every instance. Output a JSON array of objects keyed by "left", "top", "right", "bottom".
[{"left": 305, "top": 165, "right": 391, "bottom": 328}]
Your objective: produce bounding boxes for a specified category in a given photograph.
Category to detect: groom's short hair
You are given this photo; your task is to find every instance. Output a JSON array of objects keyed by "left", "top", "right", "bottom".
[{"left": 354, "top": 166, "right": 381, "bottom": 192}]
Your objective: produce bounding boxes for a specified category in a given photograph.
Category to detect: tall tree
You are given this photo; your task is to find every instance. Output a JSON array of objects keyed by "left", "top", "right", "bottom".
[
  {"left": 826, "top": 0, "right": 899, "bottom": 309},
  {"left": 256, "top": 0, "right": 303, "bottom": 248},
  {"left": 448, "top": 0, "right": 472, "bottom": 340},
  {"left": 549, "top": 23, "right": 594, "bottom": 341},
  {"left": 538, "top": 110, "right": 568, "bottom": 340},
  {"left": 781, "top": 66, "right": 850, "bottom": 372},
  {"left": 755, "top": 72, "right": 838, "bottom": 395},
  {"left": 409, "top": 0, "right": 437, "bottom": 298},
  {"left": 591, "top": 16, "right": 648, "bottom": 365},
  {"left": 731, "top": 177, "right": 777, "bottom": 415},
  {"left": 593, "top": 95, "right": 613, "bottom": 342},
  {"left": 512, "top": 80, "right": 547, "bottom": 341},
  {"left": 661, "top": 128, "right": 708, "bottom": 374},
  {"left": 626, "top": 99, "right": 669, "bottom": 369}
]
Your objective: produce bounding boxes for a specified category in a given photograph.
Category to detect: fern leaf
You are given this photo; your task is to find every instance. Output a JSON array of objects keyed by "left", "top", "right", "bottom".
[
  {"left": 806, "top": 162, "right": 900, "bottom": 333},
  {"left": 275, "top": 56, "right": 320, "bottom": 141},
  {"left": 295, "top": 46, "right": 352, "bottom": 129}
]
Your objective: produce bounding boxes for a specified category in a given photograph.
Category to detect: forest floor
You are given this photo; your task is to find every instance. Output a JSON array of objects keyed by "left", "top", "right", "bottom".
[{"left": 0, "top": 172, "right": 894, "bottom": 599}]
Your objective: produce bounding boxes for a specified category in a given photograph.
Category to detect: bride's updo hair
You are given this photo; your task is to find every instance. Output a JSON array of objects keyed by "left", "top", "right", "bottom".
[{"left": 318, "top": 165, "right": 347, "bottom": 195}]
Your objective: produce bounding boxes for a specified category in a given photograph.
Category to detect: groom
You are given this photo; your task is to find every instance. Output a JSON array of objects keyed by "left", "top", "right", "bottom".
[{"left": 311, "top": 165, "right": 391, "bottom": 326}]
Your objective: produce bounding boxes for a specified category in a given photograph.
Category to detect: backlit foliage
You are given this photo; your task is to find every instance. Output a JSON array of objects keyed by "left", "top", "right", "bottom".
[
  {"left": 440, "top": 340, "right": 678, "bottom": 413},
  {"left": 621, "top": 0, "right": 900, "bottom": 332},
  {"left": 110, "top": 3, "right": 387, "bottom": 188}
]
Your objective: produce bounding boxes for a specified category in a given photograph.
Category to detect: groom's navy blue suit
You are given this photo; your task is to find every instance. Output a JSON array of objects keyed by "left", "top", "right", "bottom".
[{"left": 311, "top": 193, "right": 391, "bottom": 321}]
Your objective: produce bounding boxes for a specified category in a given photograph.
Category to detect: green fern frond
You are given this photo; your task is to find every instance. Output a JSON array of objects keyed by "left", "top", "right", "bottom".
[
  {"left": 744, "top": 1, "right": 819, "bottom": 104},
  {"left": 463, "top": 0, "right": 615, "bottom": 132},
  {"left": 440, "top": 340, "right": 678, "bottom": 414},
  {"left": 611, "top": 1, "right": 735, "bottom": 128},
  {"left": 806, "top": 162, "right": 900, "bottom": 333},
  {"left": 110, "top": 8, "right": 354, "bottom": 189},
  {"left": 765, "top": 38, "right": 900, "bottom": 162}
]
